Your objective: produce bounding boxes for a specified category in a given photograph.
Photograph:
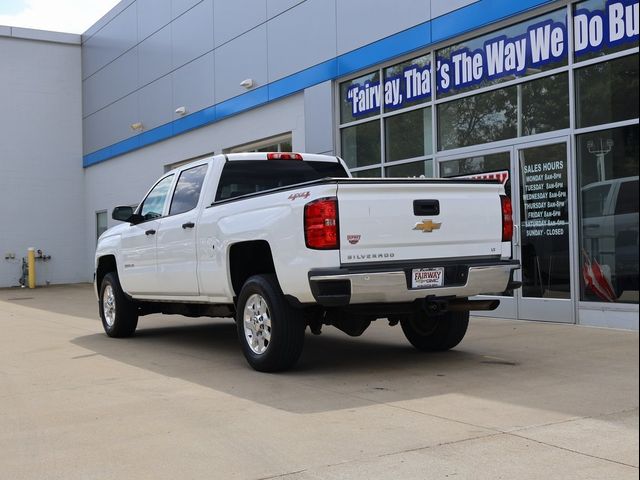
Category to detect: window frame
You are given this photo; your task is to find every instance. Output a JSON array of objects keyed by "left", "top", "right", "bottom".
[
  {"left": 96, "top": 210, "right": 108, "bottom": 243},
  {"left": 167, "top": 162, "right": 211, "bottom": 217},
  {"left": 136, "top": 173, "right": 176, "bottom": 223}
]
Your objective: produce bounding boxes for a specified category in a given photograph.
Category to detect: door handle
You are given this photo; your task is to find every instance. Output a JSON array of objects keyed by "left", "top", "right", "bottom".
[
  {"left": 145, "top": 229, "right": 156, "bottom": 236},
  {"left": 182, "top": 221, "right": 195, "bottom": 229},
  {"left": 413, "top": 200, "right": 440, "bottom": 216},
  {"left": 513, "top": 224, "right": 520, "bottom": 246}
]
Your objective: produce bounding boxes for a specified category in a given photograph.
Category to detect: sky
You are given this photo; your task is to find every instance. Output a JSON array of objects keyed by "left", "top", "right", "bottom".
[{"left": 0, "top": 0, "right": 122, "bottom": 34}]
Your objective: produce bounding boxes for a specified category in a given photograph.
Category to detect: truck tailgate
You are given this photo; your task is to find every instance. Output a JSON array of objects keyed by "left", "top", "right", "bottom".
[{"left": 337, "top": 180, "right": 505, "bottom": 264}]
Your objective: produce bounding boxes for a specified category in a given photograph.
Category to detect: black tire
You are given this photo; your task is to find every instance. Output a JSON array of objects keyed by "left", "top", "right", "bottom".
[
  {"left": 236, "top": 274, "right": 305, "bottom": 372},
  {"left": 400, "top": 310, "right": 469, "bottom": 352},
  {"left": 99, "top": 272, "right": 139, "bottom": 338}
]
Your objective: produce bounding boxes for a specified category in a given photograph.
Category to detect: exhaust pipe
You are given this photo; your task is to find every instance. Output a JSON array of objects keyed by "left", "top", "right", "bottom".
[
  {"left": 420, "top": 298, "right": 500, "bottom": 315},
  {"left": 447, "top": 299, "right": 500, "bottom": 311}
]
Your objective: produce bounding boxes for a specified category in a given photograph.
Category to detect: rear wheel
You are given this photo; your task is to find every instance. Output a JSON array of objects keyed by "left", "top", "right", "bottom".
[
  {"left": 236, "top": 274, "right": 305, "bottom": 372},
  {"left": 99, "top": 272, "right": 139, "bottom": 338},
  {"left": 400, "top": 310, "right": 469, "bottom": 351}
]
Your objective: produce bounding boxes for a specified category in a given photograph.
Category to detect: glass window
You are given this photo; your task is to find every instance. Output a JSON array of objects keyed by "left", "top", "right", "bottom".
[
  {"left": 96, "top": 211, "right": 108, "bottom": 242},
  {"left": 440, "top": 152, "right": 511, "bottom": 180},
  {"left": 582, "top": 183, "right": 612, "bottom": 218},
  {"left": 340, "top": 120, "right": 381, "bottom": 169},
  {"left": 521, "top": 73, "right": 570, "bottom": 136},
  {"left": 578, "top": 125, "right": 639, "bottom": 304},
  {"left": 575, "top": 54, "right": 639, "bottom": 128},
  {"left": 615, "top": 179, "right": 639, "bottom": 215},
  {"left": 437, "top": 87, "right": 517, "bottom": 150},
  {"left": 573, "top": 0, "right": 640, "bottom": 62},
  {"left": 436, "top": 9, "right": 568, "bottom": 98},
  {"left": 340, "top": 71, "right": 381, "bottom": 123},
  {"left": 139, "top": 175, "right": 174, "bottom": 220},
  {"left": 385, "top": 160, "right": 433, "bottom": 178},
  {"left": 215, "top": 160, "right": 348, "bottom": 201},
  {"left": 169, "top": 164, "right": 208, "bottom": 216},
  {"left": 383, "top": 54, "right": 432, "bottom": 112},
  {"left": 385, "top": 107, "right": 432, "bottom": 162},
  {"left": 226, "top": 134, "right": 293, "bottom": 153},
  {"left": 351, "top": 168, "right": 382, "bottom": 178}
]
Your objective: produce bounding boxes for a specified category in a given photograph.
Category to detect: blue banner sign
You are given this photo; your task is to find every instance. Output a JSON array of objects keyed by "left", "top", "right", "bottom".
[
  {"left": 346, "top": 62, "right": 432, "bottom": 117},
  {"left": 344, "top": 0, "right": 638, "bottom": 117},
  {"left": 574, "top": 0, "right": 639, "bottom": 55},
  {"left": 437, "top": 17, "right": 567, "bottom": 93}
]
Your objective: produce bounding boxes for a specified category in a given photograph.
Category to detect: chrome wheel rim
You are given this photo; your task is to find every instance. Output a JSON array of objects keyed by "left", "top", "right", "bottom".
[
  {"left": 103, "top": 285, "right": 116, "bottom": 327},
  {"left": 243, "top": 294, "right": 272, "bottom": 355}
]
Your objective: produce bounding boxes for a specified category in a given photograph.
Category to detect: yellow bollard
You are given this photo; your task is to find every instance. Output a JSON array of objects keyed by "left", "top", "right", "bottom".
[{"left": 27, "top": 248, "right": 36, "bottom": 289}]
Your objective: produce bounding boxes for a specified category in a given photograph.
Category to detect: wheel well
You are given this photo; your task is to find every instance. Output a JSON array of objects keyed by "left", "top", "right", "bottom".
[
  {"left": 96, "top": 255, "right": 117, "bottom": 293},
  {"left": 229, "top": 241, "right": 276, "bottom": 296}
]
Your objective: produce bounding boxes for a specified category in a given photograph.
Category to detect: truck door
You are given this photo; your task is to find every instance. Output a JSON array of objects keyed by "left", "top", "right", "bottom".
[
  {"left": 155, "top": 163, "right": 209, "bottom": 296},
  {"left": 119, "top": 174, "right": 174, "bottom": 295}
]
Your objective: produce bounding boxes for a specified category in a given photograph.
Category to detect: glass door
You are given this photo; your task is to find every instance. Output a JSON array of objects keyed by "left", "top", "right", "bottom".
[{"left": 515, "top": 139, "right": 574, "bottom": 322}]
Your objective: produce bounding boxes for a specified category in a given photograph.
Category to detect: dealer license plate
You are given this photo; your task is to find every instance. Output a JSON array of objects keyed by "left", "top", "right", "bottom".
[{"left": 411, "top": 267, "right": 444, "bottom": 289}]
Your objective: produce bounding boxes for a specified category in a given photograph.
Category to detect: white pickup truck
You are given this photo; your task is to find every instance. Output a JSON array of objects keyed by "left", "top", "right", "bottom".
[{"left": 95, "top": 152, "right": 520, "bottom": 371}]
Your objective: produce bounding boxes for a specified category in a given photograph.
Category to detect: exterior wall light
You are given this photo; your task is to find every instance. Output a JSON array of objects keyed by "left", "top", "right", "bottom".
[
  {"left": 130, "top": 122, "right": 144, "bottom": 132},
  {"left": 240, "top": 78, "right": 254, "bottom": 89},
  {"left": 175, "top": 106, "right": 187, "bottom": 116}
]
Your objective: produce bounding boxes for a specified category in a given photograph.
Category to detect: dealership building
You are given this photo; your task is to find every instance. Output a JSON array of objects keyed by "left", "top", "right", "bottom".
[{"left": 0, "top": 0, "right": 638, "bottom": 329}]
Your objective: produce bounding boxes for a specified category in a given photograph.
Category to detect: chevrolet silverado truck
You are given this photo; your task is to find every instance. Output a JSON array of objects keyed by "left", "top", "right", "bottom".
[{"left": 95, "top": 152, "right": 520, "bottom": 371}]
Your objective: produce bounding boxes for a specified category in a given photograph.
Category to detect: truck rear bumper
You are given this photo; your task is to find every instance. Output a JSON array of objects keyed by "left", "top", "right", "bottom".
[{"left": 308, "top": 259, "right": 520, "bottom": 307}]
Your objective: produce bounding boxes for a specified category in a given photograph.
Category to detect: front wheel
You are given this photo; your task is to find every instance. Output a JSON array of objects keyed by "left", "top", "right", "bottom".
[
  {"left": 236, "top": 274, "right": 305, "bottom": 372},
  {"left": 400, "top": 310, "right": 469, "bottom": 352},
  {"left": 99, "top": 272, "right": 139, "bottom": 338}
]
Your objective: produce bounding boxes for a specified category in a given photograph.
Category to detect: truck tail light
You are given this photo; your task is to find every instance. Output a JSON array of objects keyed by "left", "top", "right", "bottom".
[
  {"left": 304, "top": 197, "right": 339, "bottom": 250},
  {"left": 267, "top": 152, "right": 303, "bottom": 160},
  {"left": 500, "top": 195, "right": 513, "bottom": 242}
]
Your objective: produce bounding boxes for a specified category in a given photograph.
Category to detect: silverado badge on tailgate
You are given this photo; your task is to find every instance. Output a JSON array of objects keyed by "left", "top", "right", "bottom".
[{"left": 413, "top": 220, "right": 442, "bottom": 233}]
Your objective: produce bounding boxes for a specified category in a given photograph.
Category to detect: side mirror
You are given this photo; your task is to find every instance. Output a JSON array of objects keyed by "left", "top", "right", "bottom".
[{"left": 112, "top": 206, "right": 140, "bottom": 223}]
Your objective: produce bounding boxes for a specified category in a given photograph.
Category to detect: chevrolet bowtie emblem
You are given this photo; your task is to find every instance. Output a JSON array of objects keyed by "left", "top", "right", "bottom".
[{"left": 413, "top": 220, "right": 442, "bottom": 232}]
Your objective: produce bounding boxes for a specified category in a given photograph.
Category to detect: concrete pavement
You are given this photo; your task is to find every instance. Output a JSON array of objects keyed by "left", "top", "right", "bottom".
[{"left": 0, "top": 284, "right": 638, "bottom": 479}]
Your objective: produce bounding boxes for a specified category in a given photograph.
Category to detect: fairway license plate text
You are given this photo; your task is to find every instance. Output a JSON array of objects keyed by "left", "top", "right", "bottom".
[{"left": 411, "top": 267, "right": 444, "bottom": 288}]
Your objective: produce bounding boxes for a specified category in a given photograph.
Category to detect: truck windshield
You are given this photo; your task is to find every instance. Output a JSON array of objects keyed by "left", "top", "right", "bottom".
[{"left": 215, "top": 160, "right": 348, "bottom": 201}]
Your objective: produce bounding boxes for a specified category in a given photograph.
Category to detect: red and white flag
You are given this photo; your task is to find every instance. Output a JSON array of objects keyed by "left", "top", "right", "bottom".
[{"left": 582, "top": 250, "right": 617, "bottom": 302}]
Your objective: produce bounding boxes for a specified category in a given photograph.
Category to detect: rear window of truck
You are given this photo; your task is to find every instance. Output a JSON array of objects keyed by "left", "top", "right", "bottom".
[{"left": 215, "top": 160, "right": 348, "bottom": 201}]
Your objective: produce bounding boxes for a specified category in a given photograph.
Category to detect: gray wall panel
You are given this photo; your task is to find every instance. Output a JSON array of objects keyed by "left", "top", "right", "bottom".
[
  {"left": 172, "top": 52, "right": 214, "bottom": 118},
  {"left": 171, "top": 0, "right": 214, "bottom": 69},
  {"left": 214, "top": 26, "right": 267, "bottom": 103},
  {"left": 267, "top": 0, "right": 336, "bottom": 82},
  {"left": 304, "top": 81, "right": 334, "bottom": 155},
  {"left": 101, "top": 94, "right": 139, "bottom": 150},
  {"left": 0, "top": 37, "right": 86, "bottom": 286},
  {"left": 336, "top": 0, "right": 430, "bottom": 55},
  {"left": 172, "top": 0, "right": 203, "bottom": 19},
  {"left": 83, "top": 48, "right": 138, "bottom": 116},
  {"left": 138, "top": 25, "right": 172, "bottom": 87},
  {"left": 83, "top": 108, "right": 111, "bottom": 153},
  {"left": 82, "top": 3, "right": 138, "bottom": 79},
  {"left": 431, "top": 0, "right": 479, "bottom": 19},
  {"left": 138, "top": 76, "right": 173, "bottom": 130},
  {"left": 137, "top": 0, "right": 171, "bottom": 41},
  {"left": 266, "top": 0, "right": 305, "bottom": 18},
  {"left": 214, "top": 0, "right": 266, "bottom": 47}
]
